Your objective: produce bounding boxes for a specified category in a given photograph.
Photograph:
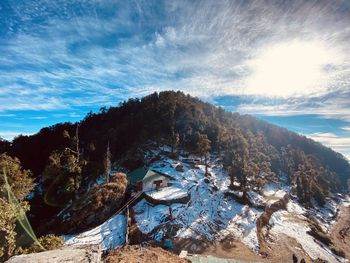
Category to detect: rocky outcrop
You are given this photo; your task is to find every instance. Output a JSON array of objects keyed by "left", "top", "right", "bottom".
[{"left": 6, "top": 246, "right": 102, "bottom": 263}]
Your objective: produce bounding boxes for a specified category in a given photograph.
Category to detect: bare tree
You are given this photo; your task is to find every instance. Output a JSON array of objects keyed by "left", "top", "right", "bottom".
[{"left": 104, "top": 141, "right": 111, "bottom": 183}]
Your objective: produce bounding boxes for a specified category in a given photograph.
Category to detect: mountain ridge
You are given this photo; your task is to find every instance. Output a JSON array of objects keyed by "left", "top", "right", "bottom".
[
  {"left": 1, "top": 91, "right": 350, "bottom": 262},
  {"left": 1, "top": 91, "right": 348, "bottom": 189}
]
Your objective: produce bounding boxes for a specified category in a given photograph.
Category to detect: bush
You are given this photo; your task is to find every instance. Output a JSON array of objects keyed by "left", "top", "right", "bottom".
[
  {"left": 14, "top": 235, "right": 64, "bottom": 256},
  {"left": 27, "top": 235, "right": 64, "bottom": 253}
]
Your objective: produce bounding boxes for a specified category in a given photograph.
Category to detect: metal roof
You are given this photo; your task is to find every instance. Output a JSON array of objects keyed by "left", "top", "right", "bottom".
[{"left": 127, "top": 167, "right": 169, "bottom": 184}]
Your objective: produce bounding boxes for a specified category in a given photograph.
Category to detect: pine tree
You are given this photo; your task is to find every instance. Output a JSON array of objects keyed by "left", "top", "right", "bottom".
[
  {"left": 196, "top": 133, "right": 211, "bottom": 175},
  {"left": 225, "top": 130, "right": 249, "bottom": 191}
]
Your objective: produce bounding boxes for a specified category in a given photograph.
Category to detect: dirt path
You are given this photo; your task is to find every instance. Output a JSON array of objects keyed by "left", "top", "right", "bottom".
[{"left": 330, "top": 202, "right": 350, "bottom": 260}]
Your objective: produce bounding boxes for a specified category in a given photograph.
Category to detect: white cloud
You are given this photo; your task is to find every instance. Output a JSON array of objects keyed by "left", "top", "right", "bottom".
[
  {"left": 235, "top": 92, "right": 350, "bottom": 122},
  {"left": 244, "top": 40, "right": 345, "bottom": 97},
  {"left": 0, "top": 0, "right": 349, "bottom": 113},
  {"left": 0, "top": 0, "right": 349, "bottom": 162},
  {"left": 307, "top": 132, "right": 350, "bottom": 160},
  {"left": 0, "top": 131, "right": 34, "bottom": 141}
]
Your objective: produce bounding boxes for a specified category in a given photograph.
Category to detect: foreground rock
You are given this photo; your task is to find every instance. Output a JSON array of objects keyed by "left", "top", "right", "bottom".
[
  {"left": 6, "top": 246, "right": 101, "bottom": 263},
  {"left": 105, "top": 245, "right": 190, "bottom": 263}
]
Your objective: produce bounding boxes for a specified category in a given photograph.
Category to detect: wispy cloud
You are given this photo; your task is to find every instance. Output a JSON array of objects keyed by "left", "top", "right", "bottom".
[
  {"left": 234, "top": 90, "right": 350, "bottom": 122},
  {"left": 0, "top": 0, "right": 349, "bottom": 111},
  {"left": 307, "top": 132, "right": 350, "bottom": 160},
  {"left": 0, "top": 0, "right": 349, "bottom": 157}
]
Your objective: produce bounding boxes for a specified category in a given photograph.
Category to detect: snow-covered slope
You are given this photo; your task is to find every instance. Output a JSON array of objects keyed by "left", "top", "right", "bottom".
[
  {"left": 64, "top": 214, "right": 126, "bottom": 251},
  {"left": 64, "top": 145, "right": 349, "bottom": 262},
  {"left": 134, "top": 154, "right": 263, "bottom": 251}
]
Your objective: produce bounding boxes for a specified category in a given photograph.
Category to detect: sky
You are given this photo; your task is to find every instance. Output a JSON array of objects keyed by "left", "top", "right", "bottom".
[{"left": 0, "top": 0, "right": 349, "bottom": 160}]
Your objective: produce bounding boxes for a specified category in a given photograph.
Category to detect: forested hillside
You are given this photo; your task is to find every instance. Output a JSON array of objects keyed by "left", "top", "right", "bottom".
[
  {"left": 1, "top": 91, "right": 349, "bottom": 204},
  {"left": 1, "top": 91, "right": 350, "bottom": 261}
]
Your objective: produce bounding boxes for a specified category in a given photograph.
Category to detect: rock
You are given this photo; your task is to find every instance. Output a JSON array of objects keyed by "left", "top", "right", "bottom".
[{"left": 6, "top": 246, "right": 102, "bottom": 263}]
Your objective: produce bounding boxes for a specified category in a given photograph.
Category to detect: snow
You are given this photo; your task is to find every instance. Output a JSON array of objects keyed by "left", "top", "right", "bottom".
[
  {"left": 133, "top": 199, "right": 170, "bottom": 234},
  {"left": 64, "top": 214, "right": 126, "bottom": 251},
  {"left": 270, "top": 210, "right": 347, "bottom": 263},
  {"left": 286, "top": 200, "right": 305, "bottom": 216},
  {"left": 344, "top": 195, "right": 350, "bottom": 207},
  {"left": 262, "top": 183, "right": 279, "bottom": 196},
  {"left": 262, "top": 183, "right": 286, "bottom": 199},
  {"left": 132, "top": 152, "right": 263, "bottom": 251},
  {"left": 146, "top": 186, "right": 188, "bottom": 200},
  {"left": 64, "top": 146, "right": 347, "bottom": 260},
  {"left": 138, "top": 149, "right": 346, "bottom": 258},
  {"left": 218, "top": 206, "right": 262, "bottom": 251},
  {"left": 248, "top": 191, "right": 265, "bottom": 207},
  {"left": 159, "top": 145, "right": 172, "bottom": 152}
]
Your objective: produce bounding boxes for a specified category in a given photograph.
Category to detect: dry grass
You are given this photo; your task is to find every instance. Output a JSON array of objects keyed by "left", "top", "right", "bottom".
[{"left": 105, "top": 245, "right": 190, "bottom": 263}]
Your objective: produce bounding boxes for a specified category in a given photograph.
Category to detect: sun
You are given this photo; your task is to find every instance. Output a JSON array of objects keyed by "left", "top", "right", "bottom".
[{"left": 244, "top": 40, "right": 342, "bottom": 97}]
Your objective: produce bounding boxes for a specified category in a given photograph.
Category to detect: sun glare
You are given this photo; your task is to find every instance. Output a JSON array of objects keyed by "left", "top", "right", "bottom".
[{"left": 244, "top": 40, "right": 342, "bottom": 97}]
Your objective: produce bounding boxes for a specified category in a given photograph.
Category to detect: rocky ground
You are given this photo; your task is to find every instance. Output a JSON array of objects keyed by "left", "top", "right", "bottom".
[
  {"left": 330, "top": 202, "right": 350, "bottom": 260},
  {"left": 5, "top": 246, "right": 101, "bottom": 263},
  {"left": 105, "top": 245, "right": 190, "bottom": 263}
]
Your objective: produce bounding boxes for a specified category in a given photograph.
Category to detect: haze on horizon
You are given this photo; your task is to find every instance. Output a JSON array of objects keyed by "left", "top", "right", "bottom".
[{"left": 0, "top": 0, "right": 349, "bottom": 159}]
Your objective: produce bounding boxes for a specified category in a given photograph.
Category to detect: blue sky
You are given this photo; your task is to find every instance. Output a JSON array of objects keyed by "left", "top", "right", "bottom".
[{"left": 0, "top": 0, "right": 349, "bottom": 160}]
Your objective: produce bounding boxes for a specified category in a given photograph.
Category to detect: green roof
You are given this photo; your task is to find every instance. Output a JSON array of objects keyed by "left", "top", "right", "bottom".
[
  {"left": 127, "top": 167, "right": 163, "bottom": 184},
  {"left": 127, "top": 167, "right": 148, "bottom": 184}
]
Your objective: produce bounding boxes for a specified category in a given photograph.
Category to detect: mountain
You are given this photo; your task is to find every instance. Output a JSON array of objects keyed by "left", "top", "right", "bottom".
[
  {"left": 1, "top": 91, "right": 350, "bottom": 262},
  {"left": 4, "top": 91, "right": 349, "bottom": 188},
  {"left": 58, "top": 144, "right": 350, "bottom": 262}
]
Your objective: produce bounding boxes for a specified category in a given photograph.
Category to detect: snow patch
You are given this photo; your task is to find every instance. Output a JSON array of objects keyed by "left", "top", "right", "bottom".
[
  {"left": 64, "top": 214, "right": 126, "bottom": 251},
  {"left": 146, "top": 186, "right": 188, "bottom": 201},
  {"left": 270, "top": 210, "right": 347, "bottom": 263},
  {"left": 133, "top": 199, "right": 170, "bottom": 234},
  {"left": 134, "top": 152, "right": 262, "bottom": 251}
]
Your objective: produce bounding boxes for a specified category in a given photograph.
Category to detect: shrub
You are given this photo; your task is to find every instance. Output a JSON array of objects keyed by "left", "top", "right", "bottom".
[
  {"left": 13, "top": 235, "right": 64, "bottom": 256},
  {"left": 27, "top": 235, "right": 64, "bottom": 253}
]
